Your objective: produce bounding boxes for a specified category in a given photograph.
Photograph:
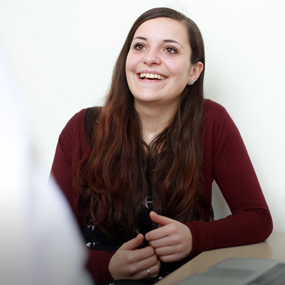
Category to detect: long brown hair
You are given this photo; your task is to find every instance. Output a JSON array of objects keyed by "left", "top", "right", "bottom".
[{"left": 78, "top": 7, "right": 213, "bottom": 242}]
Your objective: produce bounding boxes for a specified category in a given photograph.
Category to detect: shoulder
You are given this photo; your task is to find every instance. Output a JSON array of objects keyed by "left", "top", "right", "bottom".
[
  {"left": 203, "top": 99, "right": 235, "bottom": 127},
  {"left": 60, "top": 109, "right": 88, "bottom": 138},
  {"left": 204, "top": 99, "right": 228, "bottom": 121},
  {"left": 202, "top": 99, "right": 240, "bottom": 140},
  {"left": 63, "top": 107, "right": 102, "bottom": 134},
  {"left": 56, "top": 109, "right": 89, "bottom": 156},
  {"left": 59, "top": 107, "right": 101, "bottom": 150},
  {"left": 65, "top": 108, "right": 88, "bottom": 129}
]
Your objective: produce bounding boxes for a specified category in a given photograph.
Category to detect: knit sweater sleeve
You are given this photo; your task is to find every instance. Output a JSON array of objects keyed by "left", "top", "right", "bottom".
[
  {"left": 51, "top": 109, "right": 115, "bottom": 284},
  {"left": 186, "top": 100, "right": 273, "bottom": 258}
]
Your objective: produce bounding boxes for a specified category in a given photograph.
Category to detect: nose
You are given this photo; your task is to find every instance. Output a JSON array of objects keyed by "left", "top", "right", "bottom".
[{"left": 143, "top": 49, "right": 162, "bottom": 66}]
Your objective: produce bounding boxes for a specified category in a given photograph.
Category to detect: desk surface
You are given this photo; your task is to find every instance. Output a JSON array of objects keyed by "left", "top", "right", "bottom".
[{"left": 157, "top": 232, "right": 285, "bottom": 285}]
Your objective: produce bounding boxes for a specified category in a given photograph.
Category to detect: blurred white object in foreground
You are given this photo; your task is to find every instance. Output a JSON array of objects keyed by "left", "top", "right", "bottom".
[{"left": 0, "top": 43, "right": 92, "bottom": 285}]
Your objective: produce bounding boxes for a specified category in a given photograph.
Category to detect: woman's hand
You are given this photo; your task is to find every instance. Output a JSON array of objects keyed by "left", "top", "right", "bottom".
[
  {"left": 145, "top": 211, "right": 193, "bottom": 263},
  {"left": 108, "top": 233, "right": 161, "bottom": 280}
]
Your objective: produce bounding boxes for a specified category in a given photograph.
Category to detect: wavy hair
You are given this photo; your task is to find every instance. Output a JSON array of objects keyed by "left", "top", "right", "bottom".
[{"left": 77, "top": 7, "right": 213, "bottom": 241}]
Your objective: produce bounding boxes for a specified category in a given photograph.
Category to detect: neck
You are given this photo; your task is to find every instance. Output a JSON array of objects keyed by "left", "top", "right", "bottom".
[{"left": 135, "top": 101, "right": 178, "bottom": 144}]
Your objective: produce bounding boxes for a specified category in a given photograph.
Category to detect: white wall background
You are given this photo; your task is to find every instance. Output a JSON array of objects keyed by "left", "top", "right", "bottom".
[{"left": 1, "top": 0, "right": 284, "bottom": 232}]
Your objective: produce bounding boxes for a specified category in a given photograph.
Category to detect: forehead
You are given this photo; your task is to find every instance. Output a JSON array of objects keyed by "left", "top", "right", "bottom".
[{"left": 133, "top": 17, "right": 189, "bottom": 46}]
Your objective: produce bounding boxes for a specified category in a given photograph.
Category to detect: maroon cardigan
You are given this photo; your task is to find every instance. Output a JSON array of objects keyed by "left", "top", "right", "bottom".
[{"left": 51, "top": 99, "right": 272, "bottom": 284}]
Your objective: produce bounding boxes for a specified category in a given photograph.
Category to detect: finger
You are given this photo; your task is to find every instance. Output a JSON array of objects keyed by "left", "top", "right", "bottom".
[
  {"left": 132, "top": 258, "right": 161, "bottom": 279},
  {"left": 159, "top": 253, "right": 183, "bottom": 263},
  {"left": 143, "top": 261, "right": 161, "bottom": 278},
  {"left": 148, "top": 236, "right": 172, "bottom": 248},
  {"left": 154, "top": 244, "right": 178, "bottom": 256},
  {"left": 149, "top": 211, "right": 174, "bottom": 226},
  {"left": 120, "top": 233, "right": 144, "bottom": 250},
  {"left": 146, "top": 224, "right": 173, "bottom": 241},
  {"left": 134, "top": 246, "right": 157, "bottom": 262},
  {"left": 136, "top": 252, "right": 159, "bottom": 271}
]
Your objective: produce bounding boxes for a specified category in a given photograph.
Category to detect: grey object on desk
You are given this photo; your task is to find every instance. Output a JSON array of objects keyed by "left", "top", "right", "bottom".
[{"left": 175, "top": 257, "right": 285, "bottom": 285}]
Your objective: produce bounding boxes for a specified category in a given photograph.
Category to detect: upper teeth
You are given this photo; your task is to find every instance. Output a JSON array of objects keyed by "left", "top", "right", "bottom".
[{"left": 139, "top": 73, "right": 165, "bottom": 80}]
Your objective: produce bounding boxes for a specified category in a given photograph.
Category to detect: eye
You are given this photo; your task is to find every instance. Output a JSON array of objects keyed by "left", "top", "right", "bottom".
[
  {"left": 165, "top": 47, "right": 177, "bottom": 54},
  {"left": 134, "top": 43, "right": 146, "bottom": 50}
]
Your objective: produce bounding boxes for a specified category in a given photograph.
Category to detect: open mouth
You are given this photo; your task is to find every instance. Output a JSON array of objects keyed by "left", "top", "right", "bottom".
[{"left": 139, "top": 73, "right": 166, "bottom": 80}]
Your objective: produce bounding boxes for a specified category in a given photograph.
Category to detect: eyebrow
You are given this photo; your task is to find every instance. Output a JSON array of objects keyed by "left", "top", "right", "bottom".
[
  {"left": 133, "top": 37, "right": 184, "bottom": 49},
  {"left": 163, "top": 39, "right": 184, "bottom": 49}
]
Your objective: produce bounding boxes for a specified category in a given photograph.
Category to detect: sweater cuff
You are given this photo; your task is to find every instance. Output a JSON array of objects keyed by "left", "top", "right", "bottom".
[
  {"left": 185, "top": 221, "right": 213, "bottom": 258},
  {"left": 86, "top": 249, "right": 116, "bottom": 284}
]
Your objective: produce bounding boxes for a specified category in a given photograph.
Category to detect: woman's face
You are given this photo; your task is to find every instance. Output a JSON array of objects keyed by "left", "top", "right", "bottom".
[{"left": 126, "top": 17, "right": 199, "bottom": 109}]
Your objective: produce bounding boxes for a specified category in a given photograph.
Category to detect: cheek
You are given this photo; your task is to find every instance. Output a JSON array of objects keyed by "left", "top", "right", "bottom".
[
  {"left": 176, "top": 62, "right": 192, "bottom": 81},
  {"left": 167, "top": 60, "right": 189, "bottom": 77},
  {"left": 125, "top": 54, "right": 131, "bottom": 73},
  {"left": 125, "top": 55, "right": 136, "bottom": 89},
  {"left": 125, "top": 55, "right": 133, "bottom": 85},
  {"left": 125, "top": 53, "right": 139, "bottom": 73}
]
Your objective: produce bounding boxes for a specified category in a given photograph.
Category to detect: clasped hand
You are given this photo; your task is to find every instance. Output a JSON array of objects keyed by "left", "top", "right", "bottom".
[{"left": 108, "top": 211, "right": 193, "bottom": 280}]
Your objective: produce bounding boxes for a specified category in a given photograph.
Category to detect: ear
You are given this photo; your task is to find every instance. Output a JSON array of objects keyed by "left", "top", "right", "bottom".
[{"left": 188, "top": 61, "right": 204, "bottom": 85}]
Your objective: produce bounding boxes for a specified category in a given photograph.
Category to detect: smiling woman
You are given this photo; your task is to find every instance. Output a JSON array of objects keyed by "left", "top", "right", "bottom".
[{"left": 51, "top": 7, "right": 272, "bottom": 285}]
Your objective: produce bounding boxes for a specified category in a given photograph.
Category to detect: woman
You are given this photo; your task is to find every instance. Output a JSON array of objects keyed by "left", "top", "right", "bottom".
[{"left": 51, "top": 7, "right": 273, "bottom": 285}]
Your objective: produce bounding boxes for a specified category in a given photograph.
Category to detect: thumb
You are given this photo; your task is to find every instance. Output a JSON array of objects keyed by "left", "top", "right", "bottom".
[
  {"left": 120, "top": 233, "right": 144, "bottom": 250},
  {"left": 149, "top": 211, "right": 174, "bottom": 227}
]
